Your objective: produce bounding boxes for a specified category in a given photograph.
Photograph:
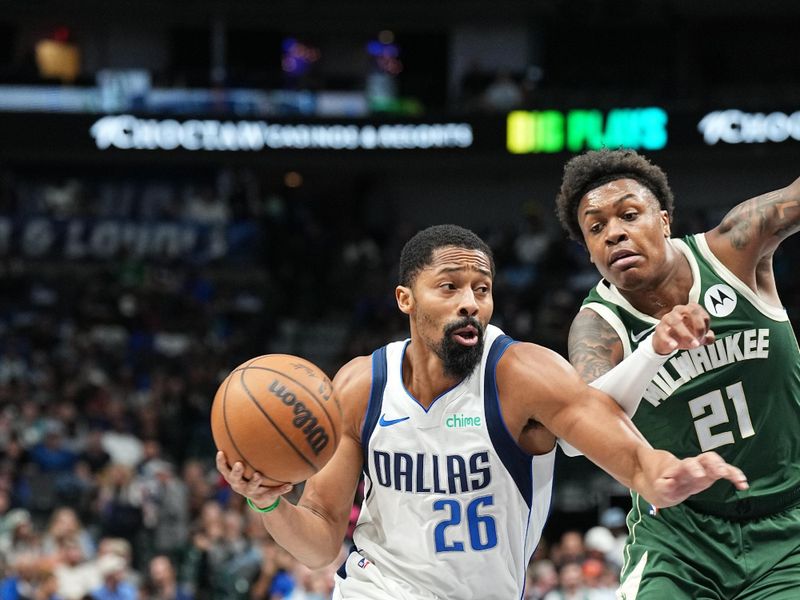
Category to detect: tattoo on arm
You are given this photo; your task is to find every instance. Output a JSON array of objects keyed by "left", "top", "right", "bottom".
[
  {"left": 568, "top": 310, "right": 623, "bottom": 382},
  {"left": 718, "top": 186, "right": 800, "bottom": 251},
  {"left": 719, "top": 201, "right": 754, "bottom": 249}
]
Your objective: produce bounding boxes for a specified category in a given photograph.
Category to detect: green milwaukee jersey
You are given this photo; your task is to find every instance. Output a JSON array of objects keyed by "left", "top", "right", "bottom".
[{"left": 582, "top": 233, "right": 800, "bottom": 510}]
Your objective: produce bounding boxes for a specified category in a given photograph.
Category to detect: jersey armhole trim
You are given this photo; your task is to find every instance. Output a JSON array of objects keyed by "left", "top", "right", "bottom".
[
  {"left": 361, "top": 347, "right": 388, "bottom": 474},
  {"left": 484, "top": 335, "right": 534, "bottom": 508},
  {"left": 694, "top": 233, "right": 789, "bottom": 321}
]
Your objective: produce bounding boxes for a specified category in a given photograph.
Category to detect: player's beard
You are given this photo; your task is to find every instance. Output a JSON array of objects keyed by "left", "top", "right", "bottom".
[{"left": 435, "top": 317, "right": 485, "bottom": 380}]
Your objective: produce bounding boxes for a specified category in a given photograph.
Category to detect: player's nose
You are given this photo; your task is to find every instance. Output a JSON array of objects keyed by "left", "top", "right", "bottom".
[
  {"left": 457, "top": 288, "right": 479, "bottom": 317},
  {"left": 604, "top": 218, "right": 629, "bottom": 245}
]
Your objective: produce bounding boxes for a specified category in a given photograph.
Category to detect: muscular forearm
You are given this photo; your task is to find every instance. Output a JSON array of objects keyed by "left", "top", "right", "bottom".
[
  {"left": 257, "top": 499, "right": 347, "bottom": 568},
  {"left": 550, "top": 391, "right": 650, "bottom": 476},
  {"left": 628, "top": 447, "right": 675, "bottom": 505},
  {"left": 554, "top": 399, "right": 743, "bottom": 508},
  {"left": 559, "top": 334, "right": 672, "bottom": 457}
]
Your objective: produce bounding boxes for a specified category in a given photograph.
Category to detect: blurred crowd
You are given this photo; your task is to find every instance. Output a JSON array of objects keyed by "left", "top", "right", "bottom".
[{"left": 2, "top": 167, "right": 800, "bottom": 599}]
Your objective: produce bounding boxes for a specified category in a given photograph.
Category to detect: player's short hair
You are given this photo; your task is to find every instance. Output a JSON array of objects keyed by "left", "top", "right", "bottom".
[
  {"left": 399, "top": 224, "right": 494, "bottom": 287},
  {"left": 555, "top": 149, "right": 675, "bottom": 242}
]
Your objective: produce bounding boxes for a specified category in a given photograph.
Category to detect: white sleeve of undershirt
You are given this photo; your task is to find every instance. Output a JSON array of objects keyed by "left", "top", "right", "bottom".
[{"left": 558, "top": 333, "right": 675, "bottom": 457}]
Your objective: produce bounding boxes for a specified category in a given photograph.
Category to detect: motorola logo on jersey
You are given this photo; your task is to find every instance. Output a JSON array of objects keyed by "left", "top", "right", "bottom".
[
  {"left": 371, "top": 450, "right": 491, "bottom": 494},
  {"left": 704, "top": 284, "right": 737, "bottom": 317}
]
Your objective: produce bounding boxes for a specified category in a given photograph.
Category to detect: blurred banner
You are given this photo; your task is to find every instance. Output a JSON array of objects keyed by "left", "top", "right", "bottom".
[{"left": 0, "top": 217, "right": 262, "bottom": 263}]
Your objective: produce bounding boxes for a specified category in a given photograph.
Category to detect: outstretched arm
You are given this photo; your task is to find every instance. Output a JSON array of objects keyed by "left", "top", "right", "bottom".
[
  {"left": 215, "top": 356, "right": 370, "bottom": 568},
  {"left": 568, "top": 304, "right": 715, "bottom": 384},
  {"left": 499, "top": 342, "right": 746, "bottom": 508},
  {"left": 560, "top": 304, "right": 714, "bottom": 456},
  {"left": 706, "top": 176, "right": 800, "bottom": 288}
]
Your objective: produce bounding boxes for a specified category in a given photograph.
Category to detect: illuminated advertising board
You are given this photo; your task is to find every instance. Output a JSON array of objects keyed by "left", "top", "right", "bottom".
[
  {"left": 698, "top": 109, "right": 800, "bottom": 145},
  {"left": 506, "top": 107, "right": 668, "bottom": 154},
  {"left": 0, "top": 108, "right": 795, "bottom": 168},
  {"left": 89, "top": 115, "right": 474, "bottom": 152}
]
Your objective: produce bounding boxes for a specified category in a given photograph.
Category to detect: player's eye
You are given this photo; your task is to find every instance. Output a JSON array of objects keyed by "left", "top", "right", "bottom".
[{"left": 589, "top": 222, "right": 603, "bottom": 234}]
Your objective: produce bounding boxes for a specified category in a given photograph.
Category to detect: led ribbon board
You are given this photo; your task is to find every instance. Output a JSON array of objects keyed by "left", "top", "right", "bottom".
[
  {"left": 507, "top": 107, "right": 668, "bottom": 154},
  {"left": 698, "top": 109, "right": 800, "bottom": 145}
]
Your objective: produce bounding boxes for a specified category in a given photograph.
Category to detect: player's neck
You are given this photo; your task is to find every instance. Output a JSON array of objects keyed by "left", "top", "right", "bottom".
[
  {"left": 402, "top": 341, "right": 462, "bottom": 408},
  {"left": 621, "top": 244, "right": 693, "bottom": 318}
]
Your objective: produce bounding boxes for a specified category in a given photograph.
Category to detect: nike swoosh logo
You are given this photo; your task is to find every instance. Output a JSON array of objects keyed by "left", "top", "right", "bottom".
[
  {"left": 631, "top": 324, "right": 657, "bottom": 343},
  {"left": 378, "top": 414, "right": 410, "bottom": 427}
]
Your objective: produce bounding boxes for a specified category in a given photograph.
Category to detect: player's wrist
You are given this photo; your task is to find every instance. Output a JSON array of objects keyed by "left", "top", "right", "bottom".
[
  {"left": 247, "top": 496, "right": 281, "bottom": 513},
  {"left": 644, "top": 333, "right": 678, "bottom": 358}
]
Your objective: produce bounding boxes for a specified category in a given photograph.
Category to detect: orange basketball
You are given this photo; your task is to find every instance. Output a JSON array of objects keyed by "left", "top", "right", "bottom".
[{"left": 211, "top": 354, "right": 342, "bottom": 485}]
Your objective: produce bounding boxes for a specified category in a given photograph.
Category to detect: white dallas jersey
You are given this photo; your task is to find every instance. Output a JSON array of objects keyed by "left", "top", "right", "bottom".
[{"left": 335, "top": 325, "right": 556, "bottom": 600}]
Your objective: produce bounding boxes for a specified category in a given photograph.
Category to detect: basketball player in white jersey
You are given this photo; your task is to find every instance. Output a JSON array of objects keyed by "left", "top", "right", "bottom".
[{"left": 216, "top": 224, "right": 747, "bottom": 600}]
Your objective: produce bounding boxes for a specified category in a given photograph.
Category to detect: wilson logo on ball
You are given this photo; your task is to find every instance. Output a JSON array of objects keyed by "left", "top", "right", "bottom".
[{"left": 269, "top": 380, "right": 330, "bottom": 455}]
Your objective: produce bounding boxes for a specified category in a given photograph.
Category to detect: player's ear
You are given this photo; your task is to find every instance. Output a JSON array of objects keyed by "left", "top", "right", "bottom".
[
  {"left": 660, "top": 210, "right": 671, "bottom": 238},
  {"left": 396, "top": 285, "right": 414, "bottom": 314}
]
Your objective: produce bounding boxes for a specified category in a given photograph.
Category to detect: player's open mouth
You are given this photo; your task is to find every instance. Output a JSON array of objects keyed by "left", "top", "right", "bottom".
[
  {"left": 609, "top": 249, "right": 640, "bottom": 270},
  {"left": 451, "top": 326, "right": 480, "bottom": 346}
]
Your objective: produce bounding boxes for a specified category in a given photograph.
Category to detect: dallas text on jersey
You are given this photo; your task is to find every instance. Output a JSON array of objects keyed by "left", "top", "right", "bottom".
[{"left": 371, "top": 450, "right": 491, "bottom": 494}]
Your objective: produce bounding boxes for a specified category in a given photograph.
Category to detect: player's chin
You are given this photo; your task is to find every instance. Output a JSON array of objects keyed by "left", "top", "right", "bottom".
[{"left": 610, "top": 269, "right": 652, "bottom": 291}]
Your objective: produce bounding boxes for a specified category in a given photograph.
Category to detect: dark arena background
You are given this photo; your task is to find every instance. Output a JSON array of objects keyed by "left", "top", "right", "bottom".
[{"left": 0, "top": 1, "right": 799, "bottom": 598}]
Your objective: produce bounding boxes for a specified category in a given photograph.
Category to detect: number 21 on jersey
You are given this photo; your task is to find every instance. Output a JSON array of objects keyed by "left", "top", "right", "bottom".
[{"left": 689, "top": 381, "right": 755, "bottom": 451}]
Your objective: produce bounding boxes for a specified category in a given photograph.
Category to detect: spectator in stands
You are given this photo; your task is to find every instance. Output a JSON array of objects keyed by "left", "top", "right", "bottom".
[
  {"left": 580, "top": 557, "right": 615, "bottom": 599},
  {"left": 598, "top": 507, "right": 627, "bottom": 570},
  {"left": 29, "top": 421, "right": 77, "bottom": 476},
  {"left": 0, "top": 553, "right": 63, "bottom": 600},
  {"left": 77, "top": 429, "right": 111, "bottom": 476},
  {"left": 101, "top": 404, "right": 144, "bottom": 469},
  {"left": 0, "top": 434, "right": 31, "bottom": 507},
  {"left": 208, "top": 509, "right": 262, "bottom": 599},
  {"left": 95, "top": 465, "right": 143, "bottom": 547},
  {"left": 525, "top": 559, "right": 559, "bottom": 600},
  {"left": 89, "top": 553, "right": 136, "bottom": 600},
  {"left": 53, "top": 535, "right": 97, "bottom": 600},
  {"left": 180, "top": 460, "right": 215, "bottom": 520},
  {"left": 249, "top": 539, "right": 293, "bottom": 600},
  {"left": 142, "top": 555, "right": 192, "bottom": 600},
  {"left": 137, "top": 459, "right": 189, "bottom": 566},
  {"left": 42, "top": 507, "right": 95, "bottom": 561},
  {"left": 550, "top": 530, "right": 585, "bottom": 568},
  {"left": 543, "top": 561, "right": 590, "bottom": 600},
  {"left": 0, "top": 509, "right": 41, "bottom": 565},
  {"left": 180, "top": 501, "right": 224, "bottom": 600},
  {"left": 284, "top": 556, "right": 338, "bottom": 600}
]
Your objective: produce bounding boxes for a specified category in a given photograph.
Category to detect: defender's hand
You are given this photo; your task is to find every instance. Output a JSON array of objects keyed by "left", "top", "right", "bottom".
[
  {"left": 216, "top": 451, "right": 293, "bottom": 510},
  {"left": 644, "top": 450, "right": 748, "bottom": 508},
  {"left": 653, "top": 303, "right": 715, "bottom": 355}
]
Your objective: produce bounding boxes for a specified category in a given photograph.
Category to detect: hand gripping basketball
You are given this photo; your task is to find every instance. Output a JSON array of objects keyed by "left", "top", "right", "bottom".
[{"left": 211, "top": 354, "right": 343, "bottom": 485}]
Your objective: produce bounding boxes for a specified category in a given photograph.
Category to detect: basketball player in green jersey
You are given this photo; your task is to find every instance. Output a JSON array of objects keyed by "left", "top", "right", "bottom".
[{"left": 555, "top": 149, "right": 800, "bottom": 599}]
